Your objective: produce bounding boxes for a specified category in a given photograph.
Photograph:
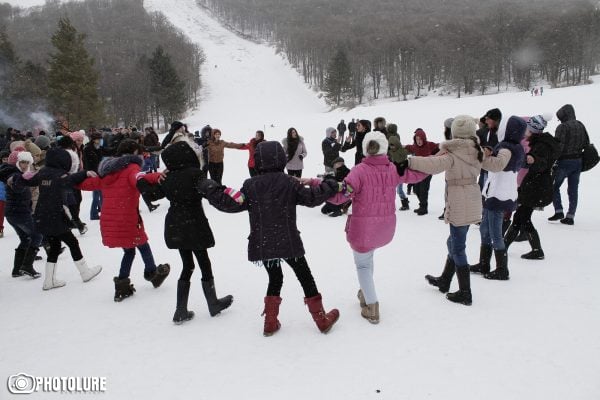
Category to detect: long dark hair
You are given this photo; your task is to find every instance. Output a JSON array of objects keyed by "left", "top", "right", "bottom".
[
  {"left": 285, "top": 127, "right": 299, "bottom": 162},
  {"left": 116, "top": 139, "right": 141, "bottom": 156},
  {"left": 471, "top": 137, "right": 484, "bottom": 162}
]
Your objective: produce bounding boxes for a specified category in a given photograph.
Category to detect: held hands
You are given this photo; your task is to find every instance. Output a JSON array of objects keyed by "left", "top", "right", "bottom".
[
  {"left": 526, "top": 155, "right": 535, "bottom": 165},
  {"left": 158, "top": 169, "right": 169, "bottom": 183},
  {"left": 224, "top": 187, "right": 245, "bottom": 204},
  {"left": 135, "top": 171, "right": 146, "bottom": 180},
  {"left": 483, "top": 147, "right": 493, "bottom": 157},
  {"left": 86, "top": 171, "right": 98, "bottom": 178}
]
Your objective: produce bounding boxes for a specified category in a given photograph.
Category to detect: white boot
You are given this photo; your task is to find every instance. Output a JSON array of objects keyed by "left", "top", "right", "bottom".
[
  {"left": 43, "top": 262, "right": 66, "bottom": 290},
  {"left": 74, "top": 258, "right": 102, "bottom": 282}
]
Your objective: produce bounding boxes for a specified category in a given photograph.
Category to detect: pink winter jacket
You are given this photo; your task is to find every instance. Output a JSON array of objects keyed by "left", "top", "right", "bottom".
[{"left": 344, "top": 154, "right": 426, "bottom": 253}]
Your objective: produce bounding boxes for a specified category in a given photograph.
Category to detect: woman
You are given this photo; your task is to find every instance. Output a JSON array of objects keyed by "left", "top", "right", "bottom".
[
  {"left": 239, "top": 130, "right": 265, "bottom": 177},
  {"left": 79, "top": 139, "right": 170, "bottom": 302},
  {"left": 409, "top": 116, "right": 483, "bottom": 305},
  {"left": 205, "top": 128, "right": 244, "bottom": 184},
  {"left": 341, "top": 119, "right": 371, "bottom": 166},
  {"left": 281, "top": 127, "right": 307, "bottom": 177}
]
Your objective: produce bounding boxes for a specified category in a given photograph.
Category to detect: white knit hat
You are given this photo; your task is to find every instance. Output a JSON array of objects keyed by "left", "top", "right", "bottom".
[
  {"left": 17, "top": 151, "right": 34, "bottom": 164},
  {"left": 362, "top": 131, "right": 388, "bottom": 156},
  {"left": 451, "top": 115, "right": 478, "bottom": 139}
]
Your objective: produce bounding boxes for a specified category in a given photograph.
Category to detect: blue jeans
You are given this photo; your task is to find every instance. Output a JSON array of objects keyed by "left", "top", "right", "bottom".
[
  {"left": 6, "top": 213, "right": 43, "bottom": 250},
  {"left": 446, "top": 224, "right": 470, "bottom": 266},
  {"left": 353, "top": 250, "right": 377, "bottom": 304},
  {"left": 142, "top": 156, "right": 155, "bottom": 172},
  {"left": 90, "top": 190, "right": 102, "bottom": 219},
  {"left": 552, "top": 159, "right": 582, "bottom": 218},
  {"left": 119, "top": 242, "right": 157, "bottom": 279},
  {"left": 480, "top": 208, "right": 505, "bottom": 250},
  {"left": 396, "top": 184, "right": 407, "bottom": 199}
]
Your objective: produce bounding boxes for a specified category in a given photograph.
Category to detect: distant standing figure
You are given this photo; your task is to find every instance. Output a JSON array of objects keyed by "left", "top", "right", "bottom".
[
  {"left": 281, "top": 127, "right": 307, "bottom": 178},
  {"left": 337, "top": 120, "right": 347, "bottom": 143},
  {"left": 540, "top": 86, "right": 543, "bottom": 96},
  {"left": 348, "top": 119, "right": 357, "bottom": 140}
]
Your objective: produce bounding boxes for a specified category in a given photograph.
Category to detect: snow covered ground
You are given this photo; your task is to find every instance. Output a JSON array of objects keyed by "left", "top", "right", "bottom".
[{"left": 2, "top": 0, "right": 600, "bottom": 399}]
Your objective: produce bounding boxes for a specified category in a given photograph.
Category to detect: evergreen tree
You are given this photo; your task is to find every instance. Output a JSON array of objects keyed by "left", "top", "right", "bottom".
[
  {"left": 148, "top": 46, "right": 186, "bottom": 127},
  {"left": 324, "top": 48, "right": 351, "bottom": 106},
  {"left": 47, "top": 17, "right": 103, "bottom": 130}
]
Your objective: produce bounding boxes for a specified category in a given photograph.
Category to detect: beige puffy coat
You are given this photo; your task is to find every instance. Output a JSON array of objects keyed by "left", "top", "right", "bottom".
[{"left": 408, "top": 139, "right": 482, "bottom": 226}]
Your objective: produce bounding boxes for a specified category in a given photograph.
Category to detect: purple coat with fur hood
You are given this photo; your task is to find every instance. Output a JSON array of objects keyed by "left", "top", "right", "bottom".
[{"left": 344, "top": 132, "right": 426, "bottom": 253}]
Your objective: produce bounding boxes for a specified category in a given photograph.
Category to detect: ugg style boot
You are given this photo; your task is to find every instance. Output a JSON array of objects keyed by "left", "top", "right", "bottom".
[
  {"left": 74, "top": 258, "right": 102, "bottom": 282},
  {"left": 484, "top": 249, "right": 510, "bottom": 280},
  {"left": 20, "top": 247, "right": 41, "bottom": 278},
  {"left": 173, "top": 280, "right": 195, "bottom": 325},
  {"left": 521, "top": 225, "right": 545, "bottom": 260},
  {"left": 42, "top": 262, "right": 66, "bottom": 290},
  {"left": 262, "top": 296, "right": 282, "bottom": 337},
  {"left": 446, "top": 266, "right": 472, "bottom": 306},
  {"left": 361, "top": 302, "right": 380, "bottom": 324},
  {"left": 469, "top": 244, "right": 493, "bottom": 274},
  {"left": 113, "top": 277, "right": 136, "bottom": 302},
  {"left": 12, "top": 248, "right": 26, "bottom": 277},
  {"left": 144, "top": 264, "right": 170, "bottom": 288},
  {"left": 304, "top": 294, "right": 339, "bottom": 333},
  {"left": 357, "top": 289, "right": 366, "bottom": 308},
  {"left": 201, "top": 279, "right": 233, "bottom": 316},
  {"left": 399, "top": 198, "right": 409, "bottom": 211},
  {"left": 425, "top": 257, "right": 455, "bottom": 293}
]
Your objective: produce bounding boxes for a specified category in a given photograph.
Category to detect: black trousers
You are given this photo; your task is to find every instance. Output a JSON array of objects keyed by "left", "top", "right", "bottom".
[
  {"left": 414, "top": 175, "right": 432, "bottom": 210},
  {"left": 208, "top": 162, "right": 224, "bottom": 185},
  {"left": 286, "top": 169, "right": 302, "bottom": 178},
  {"left": 47, "top": 231, "right": 83, "bottom": 263},
  {"left": 512, "top": 205, "right": 534, "bottom": 228},
  {"left": 263, "top": 256, "right": 318, "bottom": 298},
  {"left": 178, "top": 248, "right": 214, "bottom": 282}
]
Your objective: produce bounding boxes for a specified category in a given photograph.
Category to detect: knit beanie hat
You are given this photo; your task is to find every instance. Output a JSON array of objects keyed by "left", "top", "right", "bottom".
[
  {"left": 451, "top": 115, "right": 478, "bottom": 139},
  {"left": 9, "top": 140, "right": 25, "bottom": 152},
  {"left": 362, "top": 131, "right": 388, "bottom": 156},
  {"left": 325, "top": 127, "right": 337, "bottom": 137},
  {"left": 484, "top": 108, "right": 502, "bottom": 122},
  {"left": 8, "top": 149, "right": 21, "bottom": 165},
  {"left": 527, "top": 114, "right": 552, "bottom": 134},
  {"left": 17, "top": 151, "right": 34, "bottom": 165},
  {"left": 69, "top": 130, "right": 85, "bottom": 142},
  {"left": 34, "top": 135, "right": 51, "bottom": 150},
  {"left": 24, "top": 140, "right": 42, "bottom": 158},
  {"left": 170, "top": 121, "right": 184, "bottom": 132}
]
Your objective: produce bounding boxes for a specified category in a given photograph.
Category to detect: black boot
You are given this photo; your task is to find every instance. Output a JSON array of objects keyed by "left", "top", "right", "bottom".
[
  {"left": 446, "top": 266, "right": 472, "bottom": 305},
  {"left": 548, "top": 212, "right": 564, "bottom": 221},
  {"left": 469, "top": 245, "right": 492, "bottom": 274},
  {"left": 399, "top": 198, "right": 409, "bottom": 211},
  {"left": 113, "top": 277, "right": 136, "bottom": 302},
  {"left": 425, "top": 257, "right": 455, "bottom": 293},
  {"left": 485, "top": 249, "right": 509, "bottom": 280},
  {"left": 173, "top": 280, "right": 195, "bottom": 324},
  {"left": 504, "top": 223, "right": 520, "bottom": 250},
  {"left": 144, "top": 264, "right": 171, "bottom": 288},
  {"left": 521, "top": 224, "right": 545, "bottom": 260},
  {"left": 12, "top": 248, "right": 26, "bottom": 277},
  {"left": 201, "top": 279, "right": 233, "bottom": 317},
  {"left": 20, "top": 247, "right": 41, "bottom": 278}
]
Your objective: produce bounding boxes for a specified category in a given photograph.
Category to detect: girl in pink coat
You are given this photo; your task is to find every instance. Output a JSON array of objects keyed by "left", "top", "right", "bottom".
[{"left": 344, "top": 131, "right": 426, "bottom": 323}]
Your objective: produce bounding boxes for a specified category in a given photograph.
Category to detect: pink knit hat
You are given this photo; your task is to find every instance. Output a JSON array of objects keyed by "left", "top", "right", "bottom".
[
  {"left": 8, "top": 149, "right": 23, "bottom": 165},
  {"left": 69, "top": 130, "right": 85, "bottom": 142}
]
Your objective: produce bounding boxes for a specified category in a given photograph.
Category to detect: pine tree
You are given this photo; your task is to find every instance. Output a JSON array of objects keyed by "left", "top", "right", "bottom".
[
  {"left": 47, "top": 17, "right": 104, "bottom": 130},
  {"left": 148, "top": 46, "right": 186, "bottom": 127},
  {"left": 324, "top": 48, "right": 352, "bottom": 106}
]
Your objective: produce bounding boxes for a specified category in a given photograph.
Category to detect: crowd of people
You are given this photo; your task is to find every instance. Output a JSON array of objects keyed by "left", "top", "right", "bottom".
[{"left": 0, "top": 102, "right": 591, "bottom": 335}]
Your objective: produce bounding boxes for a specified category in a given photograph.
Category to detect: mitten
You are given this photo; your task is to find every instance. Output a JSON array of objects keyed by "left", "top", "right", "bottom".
[
  {"left": 224, "top": 187, "right": 245, "bottom": 204},
  {"left": 22, "top": 171, "right": 36, "bottom": 180}
]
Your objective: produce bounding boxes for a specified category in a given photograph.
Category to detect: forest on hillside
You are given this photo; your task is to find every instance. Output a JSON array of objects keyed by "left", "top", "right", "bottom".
[
  {"left": 0, "top": 0, "right": 204, "bottom": 130},
  {"left": 198, "top": 0, "right": 600, "bottom": 106}
]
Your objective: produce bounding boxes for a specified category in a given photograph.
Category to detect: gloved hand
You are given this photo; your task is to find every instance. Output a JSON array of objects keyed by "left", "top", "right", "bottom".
[
  {"left": 135, "top": 171, "right": 146, "bottom": 180},
  {"left": 224, "top": 187, "right": 245, "bottom": 204},
  {"left": 395, "top": 160, "right": 408, "bottom": 176},
  {"left": 298, "top": 155, "right": 304, "bottom": 161},
  {"left": 197, "top": 178, "right": 219, "bottom": 196}
]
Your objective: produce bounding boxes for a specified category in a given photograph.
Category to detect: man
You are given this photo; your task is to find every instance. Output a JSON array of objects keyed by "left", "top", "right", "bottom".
[
  {"left": 322, "top": 127, "right": 341, "bottom": 175},
  {"left": 337, "top": 120, "right": 347, "bottom": 143},
  {"left": 548, "top": 104, "right": 589, "bottom": 225},
  {"left": 348, "top": 119, "right": 357, "bottom": 140},
  {"left": 476, "top": 108, "right": 502, "bottom": 191}
]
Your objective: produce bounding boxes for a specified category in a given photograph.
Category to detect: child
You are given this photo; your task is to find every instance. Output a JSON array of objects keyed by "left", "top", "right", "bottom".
[
  {"left": 305, "top": 157, "right": 350, "bottom": 217},
  {"left": 404, "top": 129, "right": 439, "bottom": 215},
  {"left": 344, "top": 131, "right": 427, "bottom": 323},
  {"left": 78, "top": 139, "right": 170, "bottom": 301},
  {"left": 137, "top": 141, "right": 232, "bottom": 324},
  {"left": 200, "top": 141, "right": 339, "bottom": 336},
  {"left": 386, "top": 123, "right": 410, "bottom": 211},
  {"left": 17, "top": 148, "right": 102, "bottom": 289}
]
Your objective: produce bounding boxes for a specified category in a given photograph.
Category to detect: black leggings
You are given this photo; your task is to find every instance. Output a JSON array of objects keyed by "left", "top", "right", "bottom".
[
  {"left": 178, "top": 248, "right": 214, "bottom": 282},
  {"left": 47, "top": 231, "right": 83, "bottom": 263},
  {"left": 208, "top": 162, "right": 224, "bottom": 185},
  {"left": 414, "top": 175, "right": 432, "bottom": 209},
  {"left": 263, "top": 256, "right": 318, "bottom": 298},
  {"left": 512, "top": 205, "right": 534, "bottom": 228}
]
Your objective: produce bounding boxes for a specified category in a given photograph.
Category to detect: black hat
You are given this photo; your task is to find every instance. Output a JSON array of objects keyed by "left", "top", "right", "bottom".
[
  {"left": 484, "top": 108, "right": 502, "bottom": 122},
  {"left": 170, "top": 121, "right": 184, "bottom": 132},
  {"left": 332, "top": 157, "right": 345, "bottom": 165}
]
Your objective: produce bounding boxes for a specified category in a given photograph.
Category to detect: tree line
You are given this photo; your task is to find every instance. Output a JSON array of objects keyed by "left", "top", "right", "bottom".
[
  {"left": 0, "top": 0, "right": 204, "bottom": 131},
  {"left": 197, "top": 0, "right": 600, "bottom": 106}
]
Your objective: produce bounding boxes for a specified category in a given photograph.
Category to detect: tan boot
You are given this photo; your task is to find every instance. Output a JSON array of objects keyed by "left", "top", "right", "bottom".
[{"left": 361, "top": 302, "right": 380, "bottom": 324}]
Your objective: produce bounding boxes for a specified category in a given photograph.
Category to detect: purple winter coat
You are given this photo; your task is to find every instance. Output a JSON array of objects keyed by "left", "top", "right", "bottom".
[{"left": 344, "top": 154, "right": 426, "bottom": 253}]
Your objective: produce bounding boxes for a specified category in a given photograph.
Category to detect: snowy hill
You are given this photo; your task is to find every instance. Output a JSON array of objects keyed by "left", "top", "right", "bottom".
[{"left": 1, "top": 1, "right": 599, "bottom": 399}]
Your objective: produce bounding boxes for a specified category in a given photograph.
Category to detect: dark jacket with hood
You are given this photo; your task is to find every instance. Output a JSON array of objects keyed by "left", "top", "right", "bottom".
[
  {"left": 137, "top": 141, "right": 214, "bottom": 250},
  {"left": 518, "top": 132, "right": 561, "bottom": 208},
  {"left": 200, "top": 141, "right": 338, "bottom": 262},
  {"left": 0, "top": 163, "right": 32, "bottom": 216},
  {"left": 555, "top": 104, "right": 589, "bottom": 159},
  {"left": 19, "top": 148, "right": 87, "bottom": 236},
  {"left": 342, "top": 119, "right": 371, "bottom": 166}
]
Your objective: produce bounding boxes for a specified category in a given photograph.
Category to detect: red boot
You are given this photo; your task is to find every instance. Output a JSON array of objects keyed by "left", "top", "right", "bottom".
[
  {"left": 262, "top": 296, "right": 282, "bottom": 336},
  {"left": 304, "top": 294, "right": 339, "bottom": 333}
]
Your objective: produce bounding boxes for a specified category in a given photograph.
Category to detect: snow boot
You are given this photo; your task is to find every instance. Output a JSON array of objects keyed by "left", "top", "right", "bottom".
[
  {"left": 201, "top": 279, "right": 233, "bottom": 316},
  {"left": 469, "top": 244, "right": 492, "bottom": 274},
  {"left": 560, "top": 217, "right": 574, "bottom": 225},
  {"left": 425, "top": 256, "right": 455, "bottom": 293},
  {"left": 399, "top": 198, "right": 409, "bottom": 211},
  {"left": 42, "top": 262, "right": 66, "bottom": 290},
  {"left": 262, "top": 296, "right": 282, "bottom": 336},
  {"left": 144, "top": 264, "right": 170, "bottom": 288},
  {"left": 446, "top": 266, "right": 472, "bottom": 306},
  {"left": 304, "top": 294, "right": 339, "bottom": 333},
  {"left": 173, "top": 280, "right": 195, "bottom": 325},
  {"left": 484, "top": 249, "right": 510, "bottom": 280},
  {"left": 74, "top": 220, "right": 88, "bottom": 235},
  {"left": 74, "top": 258, "right": 102, "bottom": 282},
  {"left": 357, "top": 289, "right": 366, "bottom": 308},
  {"left": 20, "top": 247, "right": 41, "bottom": 278},
  {"left": 113, "top": 277, "right": 135, "bottom": 302},
  {"left": 548, "top": 212, "right": 564, "bottom": 221},
  {"left": 361, "top": 302, "right": 380, "bottom": 324},
  {"left": 503, "top": 223, "right": 520, "bottom": 250},
  {"left": 521, "top": 224, "right": 545, "bottom": 260},
  {"left": 12, "top": 248, "right": 26, "bottom": 277}
]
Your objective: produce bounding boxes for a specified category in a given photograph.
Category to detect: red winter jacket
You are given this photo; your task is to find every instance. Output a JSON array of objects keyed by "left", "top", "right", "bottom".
[
  {"left": 78, "top": 155, "right": 160, "bottom": 248},
  {"left": 405, "top": 129, "right": 439, "bottom": 157}
]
